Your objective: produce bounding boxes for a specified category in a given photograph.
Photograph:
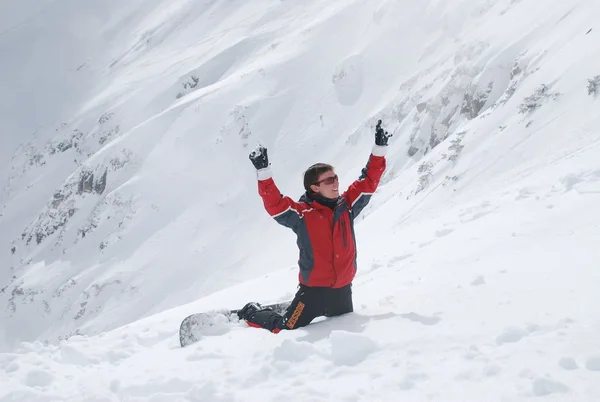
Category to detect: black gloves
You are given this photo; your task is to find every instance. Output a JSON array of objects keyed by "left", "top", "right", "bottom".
[
  {"left": 249, "top": 120, "right": 389, "bottom": 169},
  {"left": 249, "top": 145, "right": 269, "bottom": 170},
  {"left": 375, "top": 119, "right": 392, "bottom": 146}
]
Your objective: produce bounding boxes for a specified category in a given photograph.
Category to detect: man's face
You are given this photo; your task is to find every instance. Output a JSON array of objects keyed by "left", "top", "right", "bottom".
[{"left": 311, "top": 170, "right": 339, "bottom": 199}]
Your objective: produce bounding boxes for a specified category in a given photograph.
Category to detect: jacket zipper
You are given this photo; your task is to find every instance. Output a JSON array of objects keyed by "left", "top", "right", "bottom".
[
  {"left": 331, "top": 205, "right": 340, "bottom": 286},
  {"left": 341, "top": 218, "right": 348, "bottom": 248}
]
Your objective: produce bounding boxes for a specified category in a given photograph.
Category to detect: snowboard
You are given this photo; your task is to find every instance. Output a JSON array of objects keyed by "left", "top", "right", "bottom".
[{"left": 179, "top": 301, "right": 292, "bottom": 347}]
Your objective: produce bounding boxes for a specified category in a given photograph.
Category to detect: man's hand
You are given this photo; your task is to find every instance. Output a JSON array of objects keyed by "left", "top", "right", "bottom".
[
  {"left": 375, "top": 119, "right": 392, "bottom": 146},
  {"left": 249, "top": 144, "right": 269, "bottom": 170}
]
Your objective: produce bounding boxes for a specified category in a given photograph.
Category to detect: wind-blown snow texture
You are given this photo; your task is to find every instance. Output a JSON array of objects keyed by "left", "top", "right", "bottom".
[{"left": 1, "top": 0, "right": 600, "bottom": 400}]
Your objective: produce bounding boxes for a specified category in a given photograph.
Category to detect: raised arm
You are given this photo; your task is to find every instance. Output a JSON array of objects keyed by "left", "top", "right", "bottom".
[
  {"left": 249, "top": 145, "right": 308, "bottom": 231},
  {"left": 343, "top": 120, "right": 391, "bottom": 218}
]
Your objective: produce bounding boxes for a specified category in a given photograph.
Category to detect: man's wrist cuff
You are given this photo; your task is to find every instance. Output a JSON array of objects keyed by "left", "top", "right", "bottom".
[
  {"left": 372, "top": 144, "right": 388, "bottom": 157},
  {"left": 256, "top": 167, "right": 272, "bottom": 180}
]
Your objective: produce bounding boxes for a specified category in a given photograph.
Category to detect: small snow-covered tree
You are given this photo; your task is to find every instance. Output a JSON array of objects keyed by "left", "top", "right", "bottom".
[
  {"left": 588, "top": 75, "right": 600, "bottom": 97},
  {"left": 518, "top": 84, "right": 561, "bottom": 114}
]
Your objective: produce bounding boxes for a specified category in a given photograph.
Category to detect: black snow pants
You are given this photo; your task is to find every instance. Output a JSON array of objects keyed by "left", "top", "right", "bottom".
[{"left": 246, "top": 283, "right": 353, "bottom": 332}]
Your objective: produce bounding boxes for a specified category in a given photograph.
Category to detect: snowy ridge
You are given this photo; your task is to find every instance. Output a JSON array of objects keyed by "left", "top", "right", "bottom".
[{"left": 1, "top": 0, "right": 600, "bottom": 400}]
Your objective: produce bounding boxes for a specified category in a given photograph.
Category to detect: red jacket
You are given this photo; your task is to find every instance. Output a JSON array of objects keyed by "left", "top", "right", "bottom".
[{"left": 256, "top": 147, "right": 387, "bottom": 288}]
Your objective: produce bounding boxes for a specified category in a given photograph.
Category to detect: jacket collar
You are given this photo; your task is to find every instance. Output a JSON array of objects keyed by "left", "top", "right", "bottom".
[{"left": 299, "top": 191, "right": 342, "bottom": 210}]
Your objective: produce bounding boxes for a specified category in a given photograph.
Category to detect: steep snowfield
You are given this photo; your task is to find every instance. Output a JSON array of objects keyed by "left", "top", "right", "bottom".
[{"left": 1, "top": 0, "right": 600, "bottom": 400}]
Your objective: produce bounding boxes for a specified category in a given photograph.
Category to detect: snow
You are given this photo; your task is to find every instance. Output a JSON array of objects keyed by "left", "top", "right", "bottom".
[{"left": 1, "top": 0, "right": 600, "bottom": 400}]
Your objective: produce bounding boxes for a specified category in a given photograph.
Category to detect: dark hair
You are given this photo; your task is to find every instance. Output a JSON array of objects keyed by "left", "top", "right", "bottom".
[{"left": 303, "top": 163, "right": 334, "bottom": 193}]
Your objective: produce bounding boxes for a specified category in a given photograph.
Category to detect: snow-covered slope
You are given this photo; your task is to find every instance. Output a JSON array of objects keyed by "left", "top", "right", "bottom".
[{"left": 1, "top": 0, "right": 600, "bottom": 399}]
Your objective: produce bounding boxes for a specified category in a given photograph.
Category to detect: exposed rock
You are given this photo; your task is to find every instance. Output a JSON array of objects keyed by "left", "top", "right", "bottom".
[
  {"left": 78, "top": 170, "right": 94, "bottom": 194},
  {"left": 94, "top": 170, "right": 108, "bottom": 194}
]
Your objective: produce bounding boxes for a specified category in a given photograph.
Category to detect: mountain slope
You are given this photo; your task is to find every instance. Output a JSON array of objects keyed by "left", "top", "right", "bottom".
[{"left": 0, "top": 2, "right": 599, "bottom": 399}]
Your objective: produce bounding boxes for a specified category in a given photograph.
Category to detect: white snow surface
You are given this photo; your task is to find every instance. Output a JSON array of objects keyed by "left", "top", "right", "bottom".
[{"left": 1, "top": 0, "right": 600, "bottom": 400}]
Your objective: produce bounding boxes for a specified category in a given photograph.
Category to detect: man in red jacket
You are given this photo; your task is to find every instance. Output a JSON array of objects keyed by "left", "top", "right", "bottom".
[{"left": 237, "top": 120, "right": 391, "bottom": 333}]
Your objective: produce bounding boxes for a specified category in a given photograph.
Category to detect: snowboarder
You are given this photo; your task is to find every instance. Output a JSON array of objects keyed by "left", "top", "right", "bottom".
[{"left": 238, "top": 120, "right": 392, "bottom": 333}]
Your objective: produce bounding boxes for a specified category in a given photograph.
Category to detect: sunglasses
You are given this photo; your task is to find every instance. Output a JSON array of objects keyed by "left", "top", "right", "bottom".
[{"left": 314, "top": 174, "right": 338, "bottom": 186}]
